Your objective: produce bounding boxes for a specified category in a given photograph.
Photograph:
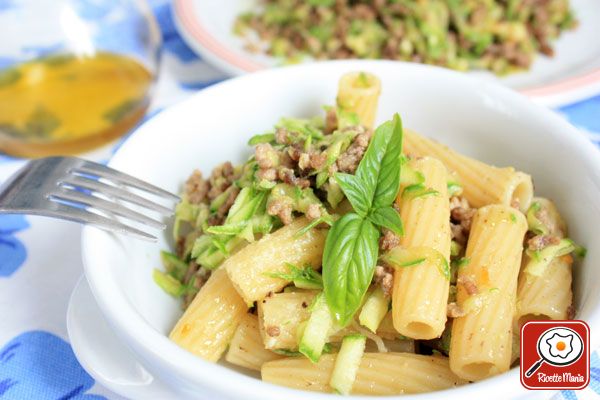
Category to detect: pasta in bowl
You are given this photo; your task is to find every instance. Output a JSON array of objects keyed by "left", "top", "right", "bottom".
[
  {"left": 81, "top": 61, "right": 600, "bottom": 400},
  {"left": 156, "top": 71, "right": 581, "bottom": 394}
]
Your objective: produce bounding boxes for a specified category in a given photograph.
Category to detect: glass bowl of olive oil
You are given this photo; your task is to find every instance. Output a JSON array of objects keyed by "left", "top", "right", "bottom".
[{"left": 0, "top": 0, "right": 161, "bottom": 158}]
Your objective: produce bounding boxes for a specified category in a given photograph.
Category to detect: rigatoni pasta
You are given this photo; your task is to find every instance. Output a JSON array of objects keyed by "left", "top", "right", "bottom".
[
  {"left": 391, "top": 157, "right": 451, "bottom": 339},
  {"left": 516, "top": 256, "right": 573, "bottom": 325},
  {"left": 516, "top": 198, "right": 573, "bottom": 326},
  {"left": 262, "top": 353, "right": 466, "bottom": 395},
  {"left": 257, "top": 291, "right": 316, "bottom": 350},
  {"left": 403, "top": 129, "right": 533, "bottom": 212},
  {"left": 169, "top": 268, "right": 247, "bottom": 362},
  {"left": 226, "top": 313, "right": 282, "bottom": 371},
  {"left": 449, "top": 205, "right": 528, "bottom": 381},
  {"left": 156, "top": 71, "right": 584, "bottom": 396},
  {"left": 224, "top": 217, "right": 327, "bottom": 305},
  {"left": 336, "top": 72, "right": 381, "bottom": 129}
]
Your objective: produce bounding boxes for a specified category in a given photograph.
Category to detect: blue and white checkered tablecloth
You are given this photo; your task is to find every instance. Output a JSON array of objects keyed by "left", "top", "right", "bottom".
[{"left": 0, "top": 1, "right": 599, "bottom": 399}]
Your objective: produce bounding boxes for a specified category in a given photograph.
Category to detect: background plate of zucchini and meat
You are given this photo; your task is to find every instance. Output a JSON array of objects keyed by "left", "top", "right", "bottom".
[{"left": 174, "top": 0, "right": 600, "bottom": 106}]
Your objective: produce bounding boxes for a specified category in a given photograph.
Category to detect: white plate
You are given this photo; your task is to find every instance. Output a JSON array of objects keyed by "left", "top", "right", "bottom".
[
  {"left": 173, "top": 0, "right": 600, "bottom": 107},
  {"left": 66, "top": 277, "right": 182, "bottom": 399}
]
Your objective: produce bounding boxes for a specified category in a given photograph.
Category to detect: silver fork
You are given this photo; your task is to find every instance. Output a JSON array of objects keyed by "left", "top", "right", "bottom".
[{"left": 0, "top": 157, "right": 179, "bottom": 241}]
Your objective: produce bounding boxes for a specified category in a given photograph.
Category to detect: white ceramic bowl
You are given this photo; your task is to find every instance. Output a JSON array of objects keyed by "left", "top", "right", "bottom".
[{"left": 82, "top": 60, "right": 600, "bottom": 400}]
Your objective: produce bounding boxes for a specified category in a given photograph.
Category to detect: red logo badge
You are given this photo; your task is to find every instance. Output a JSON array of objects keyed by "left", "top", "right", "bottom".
[{"left": 520, "top": 320, "right": 589, "bottom": 390}]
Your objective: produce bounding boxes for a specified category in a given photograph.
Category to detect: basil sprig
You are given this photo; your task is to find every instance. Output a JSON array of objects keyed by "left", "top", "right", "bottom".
[{"left": 323, "top": 114, "right": 403, "bottom": 326}]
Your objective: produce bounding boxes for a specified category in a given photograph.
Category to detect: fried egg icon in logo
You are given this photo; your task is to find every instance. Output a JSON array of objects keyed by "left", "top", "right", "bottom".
[{"left": 546, "top": 332, "right": 574, "bottom": 358}]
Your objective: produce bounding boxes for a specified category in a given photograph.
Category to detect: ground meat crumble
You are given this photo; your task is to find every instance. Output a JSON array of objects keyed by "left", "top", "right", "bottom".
[
  {"left": 266, "top": 326, "right": 281, "bottom": 337},
  {"left": 447, "top": 302, "right": 466, "bottom": 318},
  {"left": 267, "top": 198, "right": 293, "bottom": 225},
  {"left": 255, "top": 126, "right": 372, "bottom": 193},
  {"left": 457, "top": 275, "right": 478, "bottom": 296},
  {"left": 336, "top": 128, "right": 372, "bottom": 174},
  {"left": 379, "top": 229, "right": 400, "bottom": 251},
  {"left": 324, "top": 108, "right": 338, "bottom": 134},
  {"left": 184, "top": 169, "right": 209, "bottom": 204},
  {"left": 208, "top": 161, "right": 237, "bottom": 200},
  {"left": 306, "top": 203, "right": 322, "bottom": 221},
  {"left": 535, "top": 207, "right": 565, "bottom": 237},
  {"left": 374, "top": 265, "right": 394, "bottom": 297},
  {"left": 527, "top": 234, "right": 561, "bottom": 251},
  {"left": 449, "top": 196, "right": 476, "bottom": 246}
]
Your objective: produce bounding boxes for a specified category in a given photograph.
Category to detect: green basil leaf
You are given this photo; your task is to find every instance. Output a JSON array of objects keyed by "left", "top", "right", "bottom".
[
  {"left": 322, "top": 213, "right": 379, "bottom": 326},
  {"left": 335, "top": 173, "right": 371, "bottom": 218},
  {"left": 372, "top": 113, "right": 403, "bottom": 208},
  {"left": 355, "top": 114, "right": 403, "bottom": 209},
  {"left": 367, "top": 206, "right": 404, "bottom": 236}
]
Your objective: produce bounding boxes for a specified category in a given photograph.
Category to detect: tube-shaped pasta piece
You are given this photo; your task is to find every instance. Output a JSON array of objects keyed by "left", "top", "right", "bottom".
[
  {"left": 404, "top": 130, "right": 533, "bottom": 212},
  {"left": 257, "top": 291, "right": 316, "bottom": 350},
  {"left": 169, "top": 268, "right": 247, "bottom": 362},
  {"left": 224, "top": 217, "right": 327, "bottom": 304},
  {"left": 225, "top": 313, "right": 281, "bottom": 371},
  {"left": 450, "top": 205, "right": 528, "bottom": 381},
  {"left": 336, "top": 72, "right": 381, "bottom": 129},
  {"left": 258, "top": 291, "right": 401, "bottom": 351},
  {"left": 392, "top": 157, "right": 451, "bottom": 339},
  {"left": 262, "top": 353, "right": 465, "bottom": 394},
  {"left": 516, "top": 198, "right": 572, "bottom": 326},
  {"left": 516, "top": 256, "right": 573, "bottom": 326}
]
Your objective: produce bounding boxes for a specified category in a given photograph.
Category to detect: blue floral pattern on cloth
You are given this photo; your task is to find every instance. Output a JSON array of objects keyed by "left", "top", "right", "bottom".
[
  {"left": 559, "top": 94, "right": 600, "bottom": 147},
  {"left": 555, "top": 351, "right": 600, "bottom": 399},
  {"left": 153, "top": 1, "right": 199, "bottom": 63},
  {"left": 560, "top": 94, "right": 600, "bottom": 134},
  {"left": 590, "top": 352, "right": 600, "bottom": 395},
  {"left": 0, "top": 331, "right": 105, "bottom": 399},
  {"left": 0, "top": 215, "right": 29, "bottom": 278}
]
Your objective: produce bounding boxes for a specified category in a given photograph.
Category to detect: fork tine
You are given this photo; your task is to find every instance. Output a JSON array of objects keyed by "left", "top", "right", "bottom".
[
  {"left": 60, "top": 175, "right": 174, "bottom": 215},
  {"left": 43, "top": 203, "right": 157, "bottom": 241},
  {"left": 74, "top": 160, "right": 180, "bottom": 201},
  {"left": 48, "top": 187, "right": 166, "bottom": 229}
]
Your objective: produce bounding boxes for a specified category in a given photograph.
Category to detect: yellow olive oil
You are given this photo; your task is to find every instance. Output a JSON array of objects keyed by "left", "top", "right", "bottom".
[{"left": 0, "top": 52, "right": 153, "bottom": 157}]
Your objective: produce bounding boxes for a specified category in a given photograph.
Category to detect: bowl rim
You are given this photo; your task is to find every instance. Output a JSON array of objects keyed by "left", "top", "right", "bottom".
[{"left": 82, "top": 59, "right": 600, "bottom": 400}]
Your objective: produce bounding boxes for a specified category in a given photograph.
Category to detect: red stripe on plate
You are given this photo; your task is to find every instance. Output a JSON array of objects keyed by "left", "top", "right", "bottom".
[{"left": 522, "top": 68, "right": 600, "bottom": 97}]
